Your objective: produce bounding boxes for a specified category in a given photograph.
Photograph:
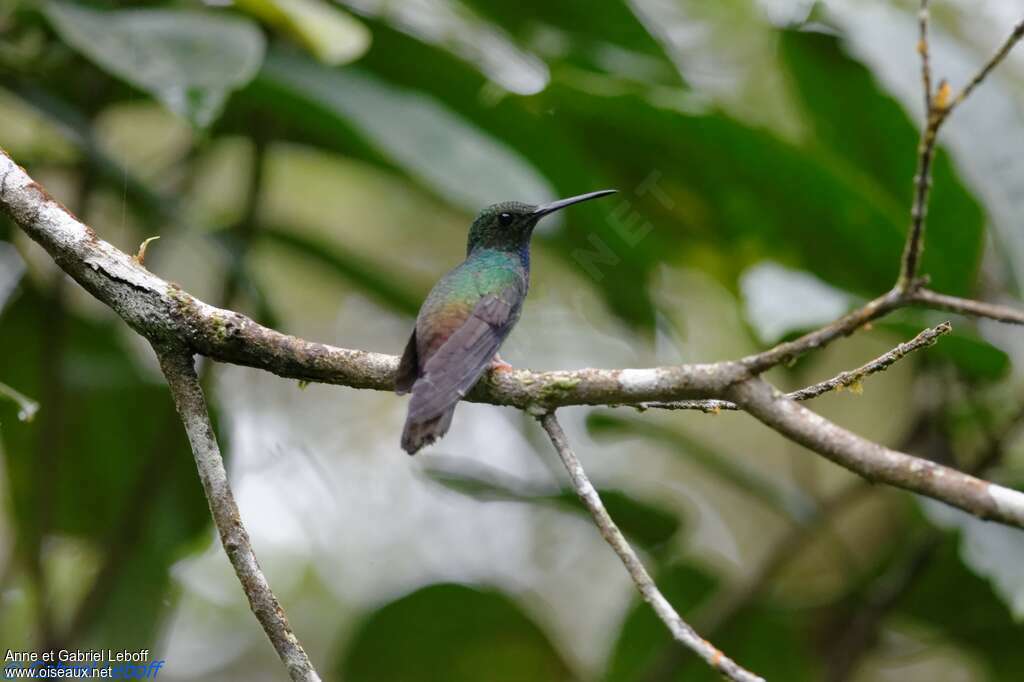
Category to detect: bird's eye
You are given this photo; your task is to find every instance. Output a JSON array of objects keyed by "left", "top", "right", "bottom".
[{"left": 498, "top": 212, "right": 513, "bottom": 227}]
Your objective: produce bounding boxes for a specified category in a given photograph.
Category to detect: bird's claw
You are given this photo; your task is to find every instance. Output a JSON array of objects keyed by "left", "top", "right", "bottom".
[{"left": 490, "top": 354, "right": 514, "bottom": 372}]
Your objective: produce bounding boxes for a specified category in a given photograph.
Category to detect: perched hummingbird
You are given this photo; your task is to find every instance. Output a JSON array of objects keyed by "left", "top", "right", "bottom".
[{"left": 396, "top": 189, "right": 616, "bottom": 454}]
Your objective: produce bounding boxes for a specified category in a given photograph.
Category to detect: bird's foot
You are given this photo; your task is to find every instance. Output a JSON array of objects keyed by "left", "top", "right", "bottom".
[{"left": 490, "top": 354, "right": 514, "bottom": 372}]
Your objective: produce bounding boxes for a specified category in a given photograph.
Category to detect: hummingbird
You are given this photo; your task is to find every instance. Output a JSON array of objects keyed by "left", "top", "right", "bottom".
[{"left": 396, "top": 189, "right": 617, "bottom": 454}]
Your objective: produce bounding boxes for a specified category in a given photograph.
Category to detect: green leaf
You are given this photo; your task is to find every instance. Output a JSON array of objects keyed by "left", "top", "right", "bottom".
[
  {"left": 256, "top": 226, "right": 423, "bottom": 316},
  {"left": 922, "top": 500, "right": 1024, "bottom": 620},
  {"left": 258, "top": 51, "right": 554, "bottom": 213},
  {"left": 889, "top": 534, "right": 1024, "bottom": 679},
  {"left": 551, "top": 488, "right": 681, "bottom": 555},
  {"left": 458, "top": 0, "right": 680, "bottom": 85},
  {"left": 605, "top": 562, "right": 816, "bottom": 682},
  {"left": 349, "top": 23, "right": 660, "bottom": 326},
  {"left": 779, "top": 29, "right": 985, "bottom": 296},
  {"left": 605, "top": 563, "right": 718, "bottom": 682},
  {"left": 542, "top": 81, "right": 911, "bottom": 296},
  {"left": 235, "top": 0, "right": 370, "bottom": 66},
  {"left": 338, "top": 583, "right": 577, "bottom": 682},
  {"left": 42, "top": 2, "right": 265, "bottom": 128},
  {"left": 0, "top": 284, "right": 211, "bottom": 645},
  {"left": 238, "top": 34, "right": 656, "bottom": 328},
  {"left": 337, "top": 0, "right": 549, "bottom": 94},
  {"left": 586, "top": 413, "right": 818, "bottom": 523},
  {"left": 424, "top": 458, "right": 682, "bottom": 554},
  {"left": 674, "top": 606, "right": 816, "bottom": 682}
]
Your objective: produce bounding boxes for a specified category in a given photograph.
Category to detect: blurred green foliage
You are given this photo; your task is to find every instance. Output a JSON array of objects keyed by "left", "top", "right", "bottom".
[
  {"left": 607, "top": 563, "right": 817, "bottom": 682},
  {"left": 338, "top": 583, "right": 576, "bottom": 682},
  {"left": 1, "top": 0, "right": 1023, "bottom": 680},
  {"left": 0, "top": 282, "right": 211, "bottom": 647}
]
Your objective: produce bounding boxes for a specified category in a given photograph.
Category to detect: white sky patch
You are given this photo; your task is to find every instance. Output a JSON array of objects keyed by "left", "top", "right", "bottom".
[
  {"left": 755, "top": 0, "right": 815, "bottom": 26},
  {"left": 342, "top": 0, "right": 549, "bottom": 95},
  {"left": 923, "top": 497, "right": 1024, "bottom": 620},
  {"left": 740, "top": 261, "right": 852, "bottom": 344}
]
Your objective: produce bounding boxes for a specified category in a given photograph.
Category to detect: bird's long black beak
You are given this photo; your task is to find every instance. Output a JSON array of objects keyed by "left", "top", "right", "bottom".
[{"left": 533, "top": 189, "right": 616, "bottom": 218}]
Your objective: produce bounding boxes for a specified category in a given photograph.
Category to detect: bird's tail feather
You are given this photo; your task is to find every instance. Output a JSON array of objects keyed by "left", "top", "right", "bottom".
[{"left": 401, "top": 406, "right": 456, "bottom": 455}]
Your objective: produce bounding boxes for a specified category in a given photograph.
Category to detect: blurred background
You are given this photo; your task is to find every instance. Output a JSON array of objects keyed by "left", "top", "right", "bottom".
[{"left": 1, "top": 0, "right": 1024, "bottom": 680}]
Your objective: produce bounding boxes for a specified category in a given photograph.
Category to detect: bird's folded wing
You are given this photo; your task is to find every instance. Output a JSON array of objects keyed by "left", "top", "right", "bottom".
[
  {"left": 394, "top": 329, "right": 419, "bottom": 395},
  {"left": 407, "top": 290, "right": 521, "bottom": 421}
]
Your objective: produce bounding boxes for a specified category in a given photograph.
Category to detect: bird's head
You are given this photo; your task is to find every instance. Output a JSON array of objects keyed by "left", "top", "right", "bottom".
[{"left": 467, "top": 190, "right": 616, "bottom": 254}]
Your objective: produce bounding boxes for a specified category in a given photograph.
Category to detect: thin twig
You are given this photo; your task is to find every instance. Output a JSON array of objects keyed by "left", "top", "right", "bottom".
[
  {"left": 898, "top": 11, "right": 1024, "bottom": 288},
  {"left": 911, "top": 288, "right": 1024, "bottom": 324},
  {"left": 538, "top": 412, "right": 764, "bottom": 682},
  {"left": 898, "top": 129, "right": 938, "bottom": 288},
  {"left": 647, "top": 323, "right": 951, "bottom": 412},
  {"left": 899, "top": 0, "right": 938, "bottom": 287},
  {"left": 741, "top": 287, "right": 909, "bottom": 374},
  {"left": 918, "top": 0, "right": 933, "bottom": 112},
  {"left": 0, "top": 380, "right": 39, "bottom": 422},
  {"left": 946, "top": 18, "right": 1024, "bottom": 117},
  {"left": 156, "top": 349, "right": 321, "bottom": 682}
]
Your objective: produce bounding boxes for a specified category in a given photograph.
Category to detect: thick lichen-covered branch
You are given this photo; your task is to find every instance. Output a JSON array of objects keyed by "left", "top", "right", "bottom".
[
  {"left": 0, "top": 149, "right": 745, "bottom": 406},
  {"left": 3, "top": 149, "right": 1024, "bottom": 533}
]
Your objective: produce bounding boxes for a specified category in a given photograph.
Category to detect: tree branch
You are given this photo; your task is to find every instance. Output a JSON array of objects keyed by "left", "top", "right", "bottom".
[
  {"left": 0, "top": 148, "right": 746, "bottom": 405},
  {"left": 917, "top": 1, "right": 933, "bottom": 112},
  {"left": 537, "top": 412, "right": 763, "bottom": 682},
  {"left": 155, "top": 349, "right": 321, "bottom": 682},
  {"left": 741, "top": 288, "right": 909, "bottom": 374},
  {"left": 63, "top": 140, "right": 276, "bottom": 647},
  {"left": 3, "top": 148, "right": 1024, "bottom": 532},
  {"left": 898, "top": 117, "right": 938, "bottom": 288},
  {"left": 947, "top": 18, "right": 1024, "bottom": 117},
  {"left": 725, "top": 377, "right": 1024, "bottom": 528},
  {"left": 898, "top": 8, "right": 1024, "bottom": 287},
  {"left": 645, "top": 322, "right": 951, "bottom": 412},
  {"left": 822, "top": 405, "right": 1022, "bottom": 682},
  {"left": 910, "top": 287, "right": 1024, "bottom": 324}
]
